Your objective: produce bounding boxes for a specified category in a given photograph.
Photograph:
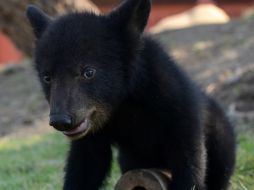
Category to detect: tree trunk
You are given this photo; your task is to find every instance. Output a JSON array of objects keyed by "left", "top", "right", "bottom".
[{"left": 0, "top": 0, "right": 99, "bottom": 57}]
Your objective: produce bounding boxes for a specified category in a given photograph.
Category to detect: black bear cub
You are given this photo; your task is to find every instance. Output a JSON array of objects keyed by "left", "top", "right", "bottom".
[{"left": 27, "top": 0, "right": 235, "bottom": 189}]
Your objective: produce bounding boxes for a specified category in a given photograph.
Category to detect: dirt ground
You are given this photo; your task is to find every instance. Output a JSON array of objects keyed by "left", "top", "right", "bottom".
[
  {"left": 0, "top": 62, "right": 48, "bottom": 136},
  {"left": 1, "top": 16, "right": 254, "bottom": 136},
  {"left": 155, "top": 17, "right": 254, "bottom": 131}
]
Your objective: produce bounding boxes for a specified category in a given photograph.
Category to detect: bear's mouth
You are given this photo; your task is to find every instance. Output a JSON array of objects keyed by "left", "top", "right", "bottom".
[
  {"left": 63, "top": 118, "right": 91, "bottom": 140},
  {"left": 63, "top": 107, "right": 96, "bottom": 140}
]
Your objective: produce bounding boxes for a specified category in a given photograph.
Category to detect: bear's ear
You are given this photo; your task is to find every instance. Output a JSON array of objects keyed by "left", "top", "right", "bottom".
[
  {"left": 26, "top": 5, "right": 51, "bottom": 38},
  {"left": 108, "top": 0, "right": 151, "bottom": 37}
]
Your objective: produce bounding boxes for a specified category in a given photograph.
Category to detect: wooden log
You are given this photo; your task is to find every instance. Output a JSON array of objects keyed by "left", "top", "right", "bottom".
[
  {"left": 0, "top": 0, "right": 99, "bottom": 57},
  {"left": 115, "top": 169, "right": 172, "bottom": 190}
]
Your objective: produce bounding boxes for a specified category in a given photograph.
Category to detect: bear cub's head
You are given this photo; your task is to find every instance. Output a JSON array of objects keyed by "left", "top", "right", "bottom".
[{"left": 27, "top": 0, "right": 151, "bottom": 140}]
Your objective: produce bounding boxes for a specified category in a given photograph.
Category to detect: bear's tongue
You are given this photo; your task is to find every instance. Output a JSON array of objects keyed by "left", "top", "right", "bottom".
[{"left": 63, "top": 119, "right": 89, "bottom": 136}]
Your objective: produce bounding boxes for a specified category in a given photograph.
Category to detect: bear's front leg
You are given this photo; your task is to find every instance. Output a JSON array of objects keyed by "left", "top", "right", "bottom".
[
  {"left": 170, "top": 166, "right": 206, "bottom": 190},
  {"left": 63, "top": 134, "right": 112, "bottom": 190},
  {"left": 169, "top": 140, "right": 207, "bottom": 190}
]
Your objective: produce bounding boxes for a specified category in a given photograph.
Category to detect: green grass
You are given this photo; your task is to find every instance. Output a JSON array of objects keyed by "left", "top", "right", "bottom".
[
  {"left": 0, "top": 133, "right": 67, "bottom": 190},
  {"left": 231, "top": 134, "right": 254, "bottom": 190},
  {"left": 0, "top": 131, "right": 253, "bottom": 190}
]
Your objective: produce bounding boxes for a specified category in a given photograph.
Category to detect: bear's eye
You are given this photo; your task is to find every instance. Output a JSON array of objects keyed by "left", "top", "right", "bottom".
[
  {"left": 82, "top": 67, "right": 96, "bottom": 79},
  {"left": 43, "top": 75, "right": 51, "bottom": 84}
]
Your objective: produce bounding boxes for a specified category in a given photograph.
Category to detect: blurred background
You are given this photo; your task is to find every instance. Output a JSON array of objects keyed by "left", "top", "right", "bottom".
[{"left": 0, "top": 0, "right": 254, "bottom": 189}]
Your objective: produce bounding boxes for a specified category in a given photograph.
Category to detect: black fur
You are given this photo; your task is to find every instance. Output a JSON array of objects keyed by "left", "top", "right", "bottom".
[{"left": 27, "top": 0, "right": 236, "bottom": 189}]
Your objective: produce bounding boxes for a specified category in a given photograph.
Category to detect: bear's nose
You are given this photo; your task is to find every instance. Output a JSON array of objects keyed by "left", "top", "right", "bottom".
[{"left": 49, "top": 114, "right": 73, "bottom": 131}]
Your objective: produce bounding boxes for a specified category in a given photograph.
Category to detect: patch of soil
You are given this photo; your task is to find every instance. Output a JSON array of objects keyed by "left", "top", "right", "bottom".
[
  {"left": 155, "top": 17, "right": 254, "bottom": 89},
  {"left": 213, "top": 69, "right": 254, "bottom": 132},
  {"left": 0, "top": 62, "right": 48, "bottom": 136},
  {"left": 154, "top": 17, "right": 254, "bottom": 131}
]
